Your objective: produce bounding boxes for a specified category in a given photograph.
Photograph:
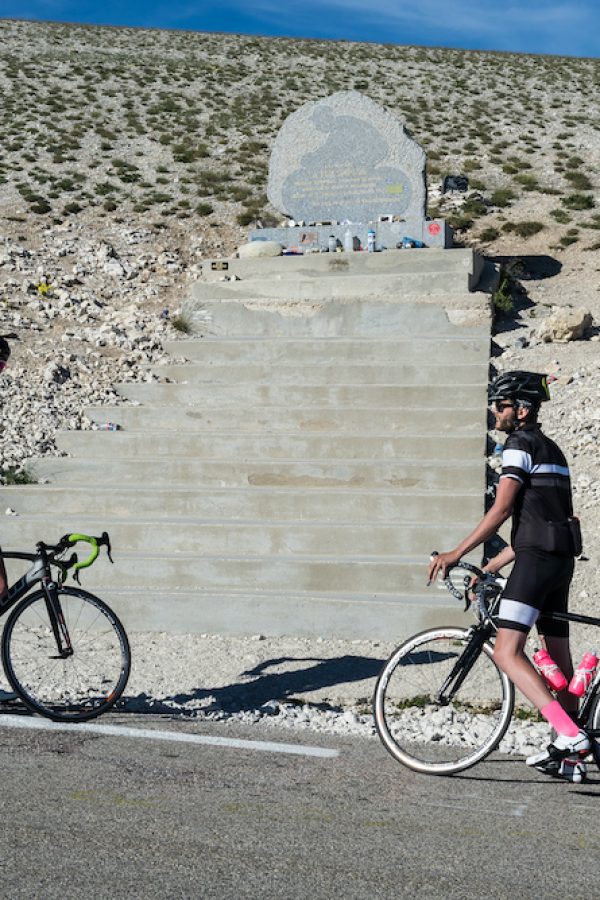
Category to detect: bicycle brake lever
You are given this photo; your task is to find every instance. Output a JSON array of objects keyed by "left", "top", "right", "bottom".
[{"left": 100, "top": 531, "right": 114, "bottom": 564}]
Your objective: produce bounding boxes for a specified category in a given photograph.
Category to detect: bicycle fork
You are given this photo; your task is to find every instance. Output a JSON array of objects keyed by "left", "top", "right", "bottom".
[
  {"left": 42, "top": 579, "right": 73, "bottom": 659},
  {"left": 435, "top": 627, "right": 491, "bottom": 705}
]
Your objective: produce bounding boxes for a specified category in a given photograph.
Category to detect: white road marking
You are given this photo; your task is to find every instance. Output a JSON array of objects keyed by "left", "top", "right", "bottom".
[
  {"left": 0, "top": 715, "right": 339, "bottom": 759},
  {"left": 417, "top": 797, "right": 531, "bottom": 818}
]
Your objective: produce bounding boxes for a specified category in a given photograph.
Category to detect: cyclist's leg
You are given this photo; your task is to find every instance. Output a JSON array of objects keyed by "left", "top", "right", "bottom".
[
  {"left": 494, "top": 553, "right": 589, "bottom": 774},
  {"left": 493, "top": 627, "right": 555, "bottom": 711},
  {"left": 537, "top": 562, "right": 577, "bottom": 718}
]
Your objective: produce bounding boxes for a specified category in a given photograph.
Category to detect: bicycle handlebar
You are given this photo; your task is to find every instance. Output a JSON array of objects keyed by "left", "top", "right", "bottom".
[
  {"left": 429, "top": 551, "right": 503, "bottom": 621},
  {"left": 40, "top": 532, "right": 113, "bottom": 582}
]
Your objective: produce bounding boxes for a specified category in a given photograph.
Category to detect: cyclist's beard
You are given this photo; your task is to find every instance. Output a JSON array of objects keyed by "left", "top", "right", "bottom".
[{"left": 497, "top": 412, "right": 518, "bottom": 433}]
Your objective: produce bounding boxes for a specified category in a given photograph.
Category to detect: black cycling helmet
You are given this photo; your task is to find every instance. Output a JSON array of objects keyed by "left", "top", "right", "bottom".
[{"left": 488, "top": 370, "right": 550, "bottom": 406}]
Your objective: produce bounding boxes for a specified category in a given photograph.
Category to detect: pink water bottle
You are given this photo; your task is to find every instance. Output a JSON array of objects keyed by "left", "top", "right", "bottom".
[
  {"left": 533, "top": 648, "right": 568, "bottom": 691},
  {"left": 568, "top": 651, "right": 598, "bottom": 697}
]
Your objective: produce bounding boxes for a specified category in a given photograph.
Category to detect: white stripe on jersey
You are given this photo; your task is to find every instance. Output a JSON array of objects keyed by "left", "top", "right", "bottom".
[
  {"left": 502, "top": 448, "right": 532, "bottom": 472},
  {"left": 531, "top": 463, "right": 570, "bottom": 477}
]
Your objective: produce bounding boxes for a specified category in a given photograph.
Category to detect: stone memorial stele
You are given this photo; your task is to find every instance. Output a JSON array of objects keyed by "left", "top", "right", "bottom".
[
  {"left": 268, "top": 91, "right": 426, "bottom": 224},
  {"left": 251, "top": 91, "right": 449, "bottom": 250}
]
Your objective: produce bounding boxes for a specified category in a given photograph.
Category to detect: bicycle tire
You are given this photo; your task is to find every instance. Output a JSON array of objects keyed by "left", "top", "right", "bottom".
[
  {"left": 1, "top": 586, "right": 130, "bottom": 722},
  {"left": 373, "top": 626, "right": 514, "bottom": 775}
]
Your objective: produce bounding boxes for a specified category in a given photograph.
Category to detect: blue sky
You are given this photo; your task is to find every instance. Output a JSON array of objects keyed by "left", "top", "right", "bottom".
[{"left": 4, "top": 0, "right": 600, "bottom": 58}]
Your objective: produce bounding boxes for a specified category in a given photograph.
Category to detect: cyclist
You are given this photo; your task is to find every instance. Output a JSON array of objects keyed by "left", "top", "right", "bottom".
[{"left": 428, "top": 370, "right": 588, "bottom": 779}]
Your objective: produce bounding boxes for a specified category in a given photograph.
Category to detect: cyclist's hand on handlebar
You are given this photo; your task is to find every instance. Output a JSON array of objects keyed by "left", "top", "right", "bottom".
[
  {"left": 427, "top": 550, "right": 461, "bottom": 584},
  {"left": 466, "top": 574, "right": 480, "bottom": 603}
]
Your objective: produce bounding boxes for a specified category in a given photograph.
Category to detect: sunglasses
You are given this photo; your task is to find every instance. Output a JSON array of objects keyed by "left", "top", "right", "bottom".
[{"left": 493, "top": 401, "right": 515, "bottom": 412}]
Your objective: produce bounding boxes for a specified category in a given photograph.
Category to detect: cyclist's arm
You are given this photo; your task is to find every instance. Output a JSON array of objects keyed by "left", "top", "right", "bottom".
[
  {"left": 428, "top": 477, "right": 521, "bottom": 580},
  {"left": 482, "top": 545, "right": 515, "bottom": 574}
]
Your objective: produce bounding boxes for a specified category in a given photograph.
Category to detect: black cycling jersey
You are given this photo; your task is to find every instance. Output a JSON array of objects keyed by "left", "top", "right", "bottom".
[{"left": 500, "top": 423, "right": 573, "bottom": 553}]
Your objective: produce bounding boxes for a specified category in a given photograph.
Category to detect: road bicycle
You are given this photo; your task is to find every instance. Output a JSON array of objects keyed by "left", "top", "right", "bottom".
[
  {"left": 373, "top": 557, "right": 600, "bottom": 776},
  {"left": 0, "top": 532, "right": 130, "bottom": 722}
]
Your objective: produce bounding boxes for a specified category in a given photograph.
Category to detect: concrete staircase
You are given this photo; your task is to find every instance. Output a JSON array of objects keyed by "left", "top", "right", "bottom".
[{"left": 2, "top": 248, "right": 492, "bottom": 640}]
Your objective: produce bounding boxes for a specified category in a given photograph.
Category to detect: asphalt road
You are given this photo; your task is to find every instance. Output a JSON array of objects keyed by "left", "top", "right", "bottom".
[{"left": 1, "top": 711, "right": 599, "bottom": 899}]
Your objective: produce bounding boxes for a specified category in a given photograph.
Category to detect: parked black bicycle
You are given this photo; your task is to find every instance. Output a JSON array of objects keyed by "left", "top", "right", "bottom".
[
  {"left": 373, "top": 558, "right": 600, "bottom": 775},
  {"left": 0, "top": 532, "right": 130, "bottom": 722}
]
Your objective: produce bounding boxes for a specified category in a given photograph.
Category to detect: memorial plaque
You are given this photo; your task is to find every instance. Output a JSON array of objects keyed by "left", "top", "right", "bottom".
[{"left": 268, "top": 91, "right": 426, "bottom": 224}]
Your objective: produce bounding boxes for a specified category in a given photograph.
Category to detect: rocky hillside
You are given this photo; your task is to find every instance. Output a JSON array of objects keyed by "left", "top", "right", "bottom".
[{"left": 1, "top": 19, "right": 599, "bottom": 611}]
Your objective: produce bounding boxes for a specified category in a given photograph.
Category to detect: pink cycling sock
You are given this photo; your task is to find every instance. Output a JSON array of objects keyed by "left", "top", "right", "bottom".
[{"left": 541, "top": 700, "right": 579, "bottom": 738}]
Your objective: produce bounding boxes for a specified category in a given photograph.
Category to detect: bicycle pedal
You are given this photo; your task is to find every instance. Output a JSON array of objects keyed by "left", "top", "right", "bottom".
[{"left": 559, "top": 758, "right": 587, "bottom": 783}]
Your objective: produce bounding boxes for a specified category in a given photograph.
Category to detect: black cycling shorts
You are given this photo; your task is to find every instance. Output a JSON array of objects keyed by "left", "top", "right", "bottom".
[{"left": 497, "top": 549, "right": 574, "bottom": 638}]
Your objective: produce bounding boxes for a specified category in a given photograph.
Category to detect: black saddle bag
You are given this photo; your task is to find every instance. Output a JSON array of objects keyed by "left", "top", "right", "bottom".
[
  {"left": 546, "top": 518, "right": 583, "bottom": 556},
  {"left": 518, "top": 517, "right": 582, "bottom": 556}
]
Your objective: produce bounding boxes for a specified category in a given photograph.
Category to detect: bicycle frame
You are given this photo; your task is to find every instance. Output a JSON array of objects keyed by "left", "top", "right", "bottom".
[
  {"left": 0, "top": 547, "right": 73, "bottom": 657},
  {"left": 434, "top": 621, "right": 495, "bottom": 705}
]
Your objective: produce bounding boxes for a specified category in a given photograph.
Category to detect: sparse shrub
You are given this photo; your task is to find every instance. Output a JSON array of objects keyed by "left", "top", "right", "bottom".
[
  {"left": 236, "top": 211, "right": 255, "bottom": 226},
  {"left": 171, "top": 315, "right": 192, "bottom": 334},
  {"left": 480, "top": 227, "right": 500, "bottom": 242},
  {"left": 559, "top": 228, "right": 580, "bottom": 246},
  {"left": 489, "top": 188, "right": 515, "bottom": 208},
  {"left": 514, "top": 174, "right": 540, "bottom": 191},
  {"left": 503, "top": 221, "right": 545, "bottom": 238},
  {"left": 196, "top": 202, "right": 213, "bottom": 216},
  {"left": 492, "top": 274, "right": 513, "bottom": 314},
  {"left": 30, "top": 199, "right": 52, "bottom": 214},
  {"left": 63, "top": 202, "right": 82, "bottom": 215},
  {"left": 0, "top": 466, "right": 37, "bottom": 485},
  {"left": 550, "top": 208, "right": 571, "bottom": 224},
  {"left": 565, "top": 171, "right": 593, "bottom": 190},
  {"left": 562, "top": 193, "right": 595, "bottom": 210}
]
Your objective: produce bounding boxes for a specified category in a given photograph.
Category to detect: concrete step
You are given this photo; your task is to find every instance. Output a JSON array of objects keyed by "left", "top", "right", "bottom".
[
  {"left": 30, "top": 458, "right": 484, "bottom": 492},
  {"left": 116, "top": 382, "right": 486, "bottom": 407},
  {"left": 201, "top": 248, "right": 481, "bottom": 282},
  {"left": 152, "top": 361, "right": 486, "bottom": 386},
  {"left": 5, "top": 485, "right": 482, "bottom": 523},
  {"left": 82, "top": 587, "right": 469, "bottom": 640},
  {"left": 55, "top": 430, "right": 484, "bottom": 462},
  {"left": 182, "top": 299, "right": 490, "bottom": 339},
  {"left": 164, "top": 337, "right": 489, "bottom": 365},
  {"left": 1, "top": 551, "right": 458, "bottom": 595},
  {"left": 191, "top": 272, "right": 474, "bottom": 301},
  {"left": 85, "top": 404, "right": 485, "bottom": 435},
  {"left": 0, "top": 515, "right": 474, "bottom": 558}
]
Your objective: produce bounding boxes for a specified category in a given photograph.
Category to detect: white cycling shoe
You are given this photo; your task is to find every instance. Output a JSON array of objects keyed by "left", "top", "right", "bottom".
[{"left": 526, "top": 730, "right": 591, "bottom": 780}]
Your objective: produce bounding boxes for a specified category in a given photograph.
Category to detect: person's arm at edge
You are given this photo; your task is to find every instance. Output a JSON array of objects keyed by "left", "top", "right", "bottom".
[
  {"left": 482, "top": 544, "right": 515, "bottom": 574},
  {"left": 428, "top": 477, "right": 522, "bottom": 581}
]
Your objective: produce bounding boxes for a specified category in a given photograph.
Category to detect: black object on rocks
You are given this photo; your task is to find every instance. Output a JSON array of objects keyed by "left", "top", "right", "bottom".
[{"left": 442, "top": 175, "right": 469, "bottom": 193}]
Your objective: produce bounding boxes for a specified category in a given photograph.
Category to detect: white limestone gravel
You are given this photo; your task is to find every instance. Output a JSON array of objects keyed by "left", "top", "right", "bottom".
[{"left": 113, "top": 629, "right": 555, "bottom": 758}]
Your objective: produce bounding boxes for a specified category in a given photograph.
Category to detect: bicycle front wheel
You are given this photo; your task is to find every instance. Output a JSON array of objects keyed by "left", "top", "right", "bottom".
[
  {"left": 2, "top": 586, "right": 130, "bottom": 722},
  {"left": 373, "top": 626, "right": 514, "bottom": 775}
]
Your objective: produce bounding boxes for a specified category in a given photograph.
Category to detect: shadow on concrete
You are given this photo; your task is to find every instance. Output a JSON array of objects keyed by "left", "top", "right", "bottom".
[{"left": 120, "top": 654, "right": 386, "bottom": 715}]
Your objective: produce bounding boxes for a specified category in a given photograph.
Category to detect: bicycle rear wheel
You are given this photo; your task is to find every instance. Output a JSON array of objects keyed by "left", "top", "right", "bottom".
[
  {"left": 373, "top": 626, "right": 514, "bottom": 775},
  {"left": 1, "top": 586, "right": 130, "bottom": 722}
]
